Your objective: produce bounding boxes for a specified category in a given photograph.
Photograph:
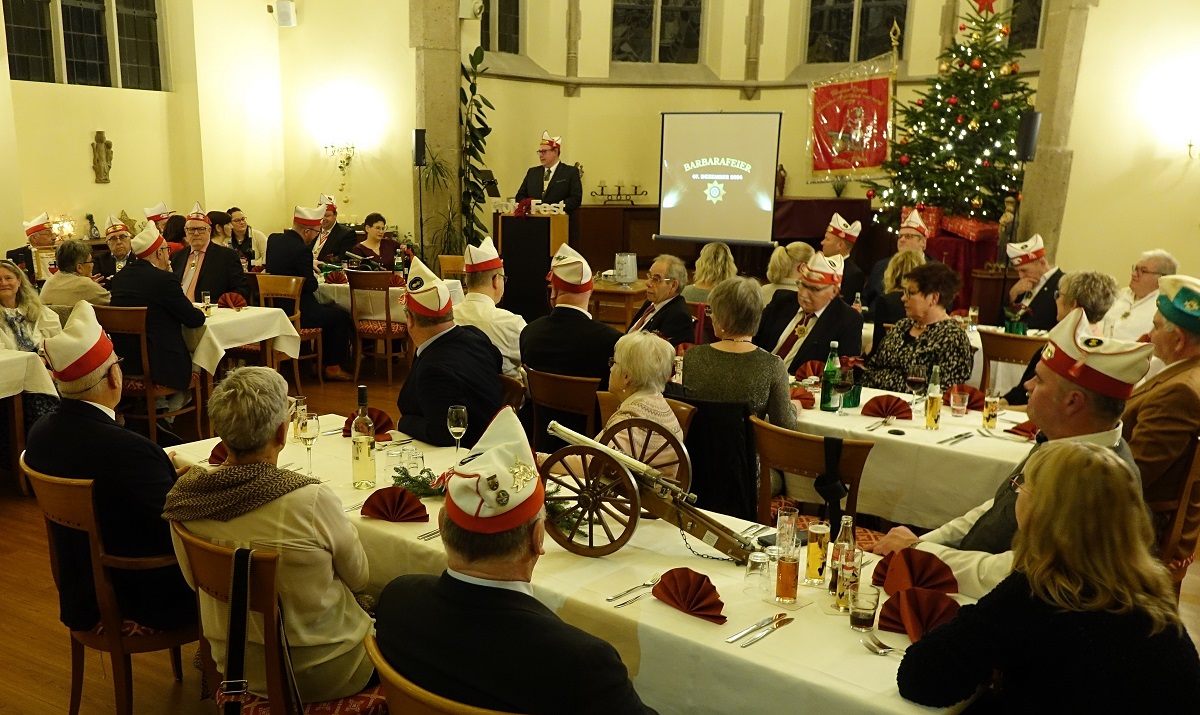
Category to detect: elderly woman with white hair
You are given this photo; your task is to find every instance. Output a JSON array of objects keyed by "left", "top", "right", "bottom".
[
  {"left": 606, "top": 331, "right": 685, "bottom": 474},
  {"left": 164, "top": 367, "right": 374, "bottom": 703},
  {"left": 38, "top": 239, "right": 111, "bottom": 307},
  {"left": 760, "top": 241, "right": 815, "bottom": 303}
]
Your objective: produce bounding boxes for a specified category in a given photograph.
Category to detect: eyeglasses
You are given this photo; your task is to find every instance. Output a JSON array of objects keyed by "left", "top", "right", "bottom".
[
  {"left": 231, "top": 218, "right": 248, "bottom": 224},
  {"left": 536, "top": 149, "right": 553, "bottom": 155},
  {"left": 1008, "top": 474, "right": 1028, "bottom": 494},
  {"left": 1132, "top": 265, "right": 1166, "bottom": 277},
  {"left": 647, "top": 274, "right": 673, "bottom": 284},
  {"left": 184, "top": 227, "right": 210, "bottom": 235}
]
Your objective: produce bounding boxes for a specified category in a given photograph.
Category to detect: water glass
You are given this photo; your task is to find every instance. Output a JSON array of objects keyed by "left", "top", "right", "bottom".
[
  {"left": 950, "top": 391, "right": 970, "bottom": 417},
  {"left": 744, "top": 552, "right": 770, "bottom": 595},
  {"left": 848, "top": 583, "right": 881, "bottom": 631},
  {"left": 764, "top": 545, "right": 782, "bottom": 589},
  {"left": 775, "top": 506, "right": 799, "bottom": 554},
  {"left": 405, "top": 448, "right": 425, "bottom": 473}
]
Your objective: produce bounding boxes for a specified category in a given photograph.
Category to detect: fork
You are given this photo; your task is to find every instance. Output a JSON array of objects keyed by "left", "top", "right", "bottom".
[
  {"left": 342, "top": 500, "right": 367, "bottom": 513},
  {"left": 864, "top": 632, "right": 906, "bottom": 654},
  {"left": 606, "top": 574, "right": 662, "bottom": 602},
  {"left": 977, "top": 427, "right": 1027, "bottom": 442},
  {"left": 417, "top": 528, "right": 441, "bottom": 541},
  {"left": 865, "top": 416, "right": 896, "bottom": 432}
]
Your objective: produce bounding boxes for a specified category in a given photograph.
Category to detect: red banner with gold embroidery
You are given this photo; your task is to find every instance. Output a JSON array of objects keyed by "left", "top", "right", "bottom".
[{"left": 810, "top": 70, "right": 891, "bottom": 178}]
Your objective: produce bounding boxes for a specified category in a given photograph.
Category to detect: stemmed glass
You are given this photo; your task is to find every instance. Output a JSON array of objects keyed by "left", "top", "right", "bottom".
[
  {"left": 834, "top": 368, "right": 855, "bottom": 416},
  {"left": 906, "top": 364, "right": 927, "bottom": 413},
  {"left": 297, "top": 414, "right": 320, "bottom": 477},
  {"left": 447, "top": 405, "right": 468, "bottom": 457}
]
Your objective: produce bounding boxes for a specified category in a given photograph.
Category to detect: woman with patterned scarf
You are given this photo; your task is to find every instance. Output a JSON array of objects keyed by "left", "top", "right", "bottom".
[{"left": 164, "top": 367, "right": 375, "bottom": 703}]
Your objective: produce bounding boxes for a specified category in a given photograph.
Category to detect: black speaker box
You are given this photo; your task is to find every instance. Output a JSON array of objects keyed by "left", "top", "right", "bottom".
[
  {"left": 1016, "top": 111, "right": 1041, "bottom": 162},
  {"left": 413, "top": 129, "right": 427, "bottom": 167}
]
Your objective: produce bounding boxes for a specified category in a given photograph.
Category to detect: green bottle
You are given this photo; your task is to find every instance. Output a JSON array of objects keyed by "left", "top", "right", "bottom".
[{"left": 820, "top": 341, "right": 841, "bottom": 412}]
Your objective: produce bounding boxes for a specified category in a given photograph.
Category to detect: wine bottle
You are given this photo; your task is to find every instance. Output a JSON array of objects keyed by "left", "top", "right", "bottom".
[
  {"left": 926, "top": 365, "right": 943, "bottom": 430},
  {"left": 827, "top": 514, "right": 856, "bottom": 595},
  {"left": 819, "top": 341, "right": 841, "bottom": 412},
  {"left": 351, "top": 385, "right": 376, "bottom": 489}
]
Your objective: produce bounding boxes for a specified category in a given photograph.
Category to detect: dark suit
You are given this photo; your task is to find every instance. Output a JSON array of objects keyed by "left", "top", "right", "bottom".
[
  {"left": 865, "top": 252, "right": 940, "bottom": 309},
  {"left": 1019, "top": 268, "right": 1063, "bottom": 331},
  {"left": 24, "top": 400, "right": 196, "bottom": 631},
  {"left": 94, "top": 252, "right": 132, "bottom": 285},
  {"left": 265, "top": 229, "right": 351, "bottom": 366},
  {"left": 395, "top": 325, "right": 502, "bottom": 448},
  {"left": 314, "top": 222, "right": 359, "bottom": 265},
  {"left": 869, "top": 291, "right": 905, "bottom": 355},
  {"left": 109, "top": 259, "right": 206, "bottom": 390},
  {"left": 169, "top": 240, "right": 248, "bottom": 300},
  {"left": 376, "top": 573, "right": 654, "bottom": 715},
  {"left": 627, "top": 294, "right": 694, "bottom": 346},
  {"left": 839, "top": 256, "right": 866, "bottom": 306},
  {"left": 5, "top": 244, "right": 35, "bottom": 282},
  {"left": 753, "top": 290, "right": 863, "bottom": 373},
  {"left": 521, "top": 306, "right": 621, "bottom": 389},
  {"left": 514, "top": 162, "right": 583, "bottom": 240}
]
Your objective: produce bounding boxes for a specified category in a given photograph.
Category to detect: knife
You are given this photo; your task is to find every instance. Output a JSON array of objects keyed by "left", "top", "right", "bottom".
[
  {"left": 725, "top": 613, "right": 787, "bottom": 643},
  {"left": 613, "top": 592, "right": 653, "bottom": 608},
  {"left": 740, "top": 617, "right": 794, "bottom": 648},
  {"left": 937, "top": 431, "right": 973, "bottom": 445},
  {"left": 947, "top": 432, "right": 974, "bottom": 446}
]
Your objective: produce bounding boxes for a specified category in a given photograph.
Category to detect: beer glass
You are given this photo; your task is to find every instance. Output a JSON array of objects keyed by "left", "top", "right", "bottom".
[{"left": 804, "top": 522, "right": 830, "bottom": 586}]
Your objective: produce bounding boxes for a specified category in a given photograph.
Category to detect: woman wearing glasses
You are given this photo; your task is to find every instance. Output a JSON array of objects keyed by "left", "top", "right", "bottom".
[
  {"left": 898, "top": 441, "right": 1200, "bottom": 711},
  {"left": 226, "top": 206, "right": 268, "bottom": 267},
  {"left": 348, "top": 213, "right": 400, "bottom": 270},
  {"left": 38, "top": 239, "right": 111, "bottom": 307}
]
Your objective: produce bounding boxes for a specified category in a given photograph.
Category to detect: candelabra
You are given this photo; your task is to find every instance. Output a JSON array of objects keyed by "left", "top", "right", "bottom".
[{"left": 590, "top": 183, "right": 648, "bottom": 206}]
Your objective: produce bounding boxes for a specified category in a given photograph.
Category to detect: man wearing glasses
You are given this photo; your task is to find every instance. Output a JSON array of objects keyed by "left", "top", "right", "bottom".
[
  {"left": 1006, "top": 234, "right": 1062, "bottom": 331},
  {"left": 513, "top": 131, "right": 583, "bottom": 241},
  {"left": 753, "top": 252, "right": 862, "bottom": 373},
  {"left": 169, "top": 201, "right": 248, "bottom": 302},
  {"left": 1103, "top": 249, "right": 1178, "bottom": 341},
  {"left": 626, "top": 254, "right": 694, "bottom": 347},
  {"left": 94, "top": 215, "right": 133, "bottom": 285}
]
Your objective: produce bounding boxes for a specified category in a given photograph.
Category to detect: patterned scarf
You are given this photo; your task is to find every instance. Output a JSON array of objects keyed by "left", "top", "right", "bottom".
[
  {"left": 162, "top": 462, "right": 320, "bottom": 523},
  {"left": 2, "top": 307, "right": 36, "bottom": 352}
]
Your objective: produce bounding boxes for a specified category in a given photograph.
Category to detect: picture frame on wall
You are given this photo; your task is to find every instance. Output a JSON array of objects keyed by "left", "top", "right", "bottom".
[{"left": 32, "top": 247, "right": 55, "bottom": 282}]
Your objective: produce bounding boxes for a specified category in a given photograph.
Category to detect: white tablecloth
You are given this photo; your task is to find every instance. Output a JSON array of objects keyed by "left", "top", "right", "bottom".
[
  {"left": 183, "top": 306, "right": 300, "bottom": 374},
  {"left": 316, "top": 279, "right": 465, "bottom": 320},
  {"left": 0, "top": 350, "right": 56, "bottom": 398},
  {"left": 793, "top": 387, "right": 1032, "bottom": 529},
  {"left": 172, "top": 416, "right": 964, "bottom": 715}
]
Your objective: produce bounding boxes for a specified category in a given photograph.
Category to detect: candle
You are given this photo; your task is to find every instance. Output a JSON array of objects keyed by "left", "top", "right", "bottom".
[{"left": 599, "top": 179, "right": 606, "bottom": 187}]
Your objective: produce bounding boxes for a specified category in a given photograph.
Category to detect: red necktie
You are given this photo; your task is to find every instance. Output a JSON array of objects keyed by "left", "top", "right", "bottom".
[
  {"left": 631, "top": 303, "right": 657, "bottom": 332},
  {"left": 774, "top": 313, "right": 814, "bottom": 359}
]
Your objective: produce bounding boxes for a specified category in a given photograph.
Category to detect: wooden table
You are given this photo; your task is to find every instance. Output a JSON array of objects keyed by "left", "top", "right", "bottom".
[{"left": 590, "top": 279, "right": 647, "bottom": 329}]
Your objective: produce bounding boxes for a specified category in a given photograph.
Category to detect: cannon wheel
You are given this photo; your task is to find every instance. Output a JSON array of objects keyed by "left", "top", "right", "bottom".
[
  {"left": 598, "top": 418, "right": 692, "bottom": 494},
  {"left": 539, "top": 445, "right": 640, "bottom": 557}
]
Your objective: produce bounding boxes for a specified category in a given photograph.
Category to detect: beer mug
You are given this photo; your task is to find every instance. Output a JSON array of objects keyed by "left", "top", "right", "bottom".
[{"left": 804, "top": 522, "right": 830, "bottom": 586}]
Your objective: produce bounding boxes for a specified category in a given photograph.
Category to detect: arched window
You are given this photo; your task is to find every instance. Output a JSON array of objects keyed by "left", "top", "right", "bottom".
[
  {"left": 481, "top": 0, "right": 520, "bottom": 54},
  {"left": 612, "top": 0, "right": 702, "bottom": 64},
  {"left": 807, "top": 0, "right": 907, "bottom": 64},
  {"left": 1008, "top": 0, "right": 1044, "bottom": 51}
]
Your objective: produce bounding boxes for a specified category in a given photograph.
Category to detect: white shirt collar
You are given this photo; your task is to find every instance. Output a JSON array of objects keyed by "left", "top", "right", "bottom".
[
  {"left": 415, "top": 325, "right": 455, "bottom": 357},
  {"left": 446, "top": 567, "right": 534, "bottom": 597},
  {"left": 544, "top": 161, "right": 560, "bottom": 176},
  {"left": 463, "top": 292, "right": 497, "bottom": 307},
  {"left": 1059, "top": 422, "right": 1124, "bottom": 450},
  {"left": 80, "top": 400, "right": 116, "bottom": 421}
]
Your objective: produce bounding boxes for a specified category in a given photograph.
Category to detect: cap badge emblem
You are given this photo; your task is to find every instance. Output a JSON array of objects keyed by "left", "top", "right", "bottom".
[
  {"left": 1185, "top": 299, "right": 1200, "bottom": 312},
  {"left": 495, "top": 490, "right": 510, "bottom": 506},
  {"left": 408, "top": 277, "right": 424, "bottom": 290},
  {"left": 486, "top": 475, "right": 499, "bottom": 491},
  {"left": 1081, "top": 337, "right": 1103, "bottom": 348},
  {"left": 1042, "top": 343, "right": 1056, "bottom": 360},
  {"left": 509, "top": 458, "right": 536, "bottom": 493}
]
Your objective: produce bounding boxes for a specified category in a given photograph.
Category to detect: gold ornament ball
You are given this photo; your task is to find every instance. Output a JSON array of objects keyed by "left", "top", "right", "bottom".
[
  {"left": 946, "top": 159, "right": 959, "bottom": 170},
  {"left": 968, "top": 118, "right": 980, "bottom": 131},
  {"left": 939, "top": 62, "right": 950, "bottom": 73},
  {"left": 999, "top": 65, "right": 1011, "bottom": 76},
  {"left": 971, "top": 196, "right": 983, "bottom": 209},
  {"left": 972, "top": 32, "right": 981, "bottom": 41}
]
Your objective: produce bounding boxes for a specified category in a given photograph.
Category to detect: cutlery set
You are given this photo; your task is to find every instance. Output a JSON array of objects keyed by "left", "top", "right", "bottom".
[
  {"left": 725, "top": 612, "right": 793, "bottom": 647},
  {"left": 936, "top": 431, "right": 974, "bottom": 446},
  {"left": 865, "top": 416, "right": 896, "bottom": 432},
  {"left": 417, "top": 528, "right": 441, "bottom": 541}
]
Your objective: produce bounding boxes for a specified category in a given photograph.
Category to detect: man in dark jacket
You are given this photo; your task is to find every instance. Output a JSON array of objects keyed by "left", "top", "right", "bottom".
[
  {"left": 312, "top": 193, "right": 360, "bottom": 265},
  {"left": 626, "top": 254, "right": 695, "bottom": 346},
  {"left": 513, "top": 131, "right": 583, "bottom": 241},
  {"left": 1006, "top": 234, "right": 1063, "bottom": 331},
  {"left": 169, "top": 202, "right": 248, "bottom": 301},
  {"left": 754, "top": 252, "right": 863, "bottom": 373}
]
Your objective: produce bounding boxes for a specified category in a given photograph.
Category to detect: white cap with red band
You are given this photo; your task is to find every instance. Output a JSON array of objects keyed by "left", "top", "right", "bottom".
[
  {"left": 548, "top": 244, "right": 592, "bottom": 293},
  {"left": 402, "top": 256, "right": 452, "bottom": 317},
  {"left": 104, "top": 215, "right": 129, "bottom": 237},
  {"left": 540, "top": 131, "right": 561, "bottom": 150},
  {"left": 827, "top": 213, "right": 862, "bottom": 243},
  {"left": 185, "top": 201, "right": 209, "bottom": 225},
  {"left": 800, "top": 252, "right": 844, "bottom": 286},
  {"left": 1040, "top": 307, "right": 1153, "bottom": 399},
  {"left": 131, "top": 222, "right": 165, "bottom": 259},
  {"left": 444, "top": 406, "right": 544, "bottom": 535},
  {"left": 464, "top": 237, "right": 503, "bottom": 273},
  {"left": 143, "top": 201, "right": 173, "bottom": 223},
  {"left": 43, "top": 301, "right": 115, "bottom": 383},
  {"left": 23, "top": 212, "right": 50, "bottom": 236},
  {"left": 294, "top": 205, "right": 324, "bottom": 227},
  {"left": 1007, "top": 234, "right": 1046, "bottom": 267},
  {"left": 319, "top": 193, "right": 337, "bottom": 211},
  {"left": 900, "top": 209, "right": 928, "bottom": 237}
]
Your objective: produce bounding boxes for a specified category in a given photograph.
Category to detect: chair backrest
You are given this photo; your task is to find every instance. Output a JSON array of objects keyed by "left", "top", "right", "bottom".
[
  {"left": 750, "top": 415, "right": 875, "bottom": 525},
  {"left": 93, "top": 305, "right": 159, "bottom": 392},
  {"left": 22, "top": 455, "right": 180, "bottom": 643},
  {"left": 665, "top": 397, "right": 696, "bottom": 437},
  {"left": 979, "top": 330, "right": 1046, "bottom": 394},
  {"left": 525, "top": 367, "right": 600, "bottom": 436},
  {"left": 255, "top": 274, "right": 304, "bottom": 323},
  {"left": 363, "top": 634, "right": 514, "bottom": 715},
  {"left": 1147, "top": 436, "right": 1200, "bottom": 579},
  {"left": 170, "top": 521, "right": 297, "bottom": 713},
  {"left": 687, "top": 302, "right": 716, "bottom": 345},
  {"left": 46, "top": 303, "right": 75, "bottom": 324},
  {"left": 438, "top": 255, "right": 466, "bottom": 282},
  {"left": 676, "top": 396, "right": 758, "bottom": 521},
  {"left": 498, "top": 374, "right": 525, "bottom": 411},
  {"left": 346, "top": 269, "right": 400, "bottom": 326}
]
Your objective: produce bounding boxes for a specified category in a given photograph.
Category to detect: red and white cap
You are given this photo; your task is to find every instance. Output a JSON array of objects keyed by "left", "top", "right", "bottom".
[
  {"left": 143, "top": 201, "right": 173, "bottom": 223},
  {"left": 826, "top": 213, "right": 862, "bottom": 243},
  {"left": 1007, "top": 234, "right": 1046, "bottom": 267},
  {"left": 23, "top": 212, "right": 50, "bottom": 236},
  {"left": 547, "top": 244, "right": 593, "bottom": 293},
  {"left": 899, "top": 209, "right": 928, "bottom": 237},
  {"left": 464, "top": 237, "right": 503, "bottom": 273},
  {"left": 799, "top": 252, "right": 844, "bottom": 286},
  {"left": 131, "top": 222, "right": 165, "bottom": 259},
  {"left": 185, "top": 201, "right": 209, "bottom": 224},
  {"left": 402, "top": 256, "right": 452, "bottom": 317},
  {"left": 293, "top": 205, "right": 325, "bottom": 227},
  {"left": 540, "top": 130, "right": 561, "bottom": 150},
  {"left": 444, "top": 407, "right": 544, "bottom": 535},
  {"left": 43, "top": 301, "right": 115, "bottom": 383},
  {"left": 319, "top": 193, "right": 337, "bottom": 212},
  {"left": 1040, "top": 307, "right": 1153, "bottom": 399},
  {"left": 104, "top": 215, "right": 129, "bottom": 237}
]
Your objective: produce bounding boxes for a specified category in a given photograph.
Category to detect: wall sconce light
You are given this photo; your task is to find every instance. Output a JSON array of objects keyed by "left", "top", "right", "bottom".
[
  {"left": 51, "top": 215, "right": 75, "bottom": 241},
  {"left": 325, "top": 143, "right": 355, "bottom": 175}
]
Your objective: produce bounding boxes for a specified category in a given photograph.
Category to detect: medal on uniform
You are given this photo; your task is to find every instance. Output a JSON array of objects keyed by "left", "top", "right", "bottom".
[{"left": 794, "top": 322, "right": 809, "bottom": 339}]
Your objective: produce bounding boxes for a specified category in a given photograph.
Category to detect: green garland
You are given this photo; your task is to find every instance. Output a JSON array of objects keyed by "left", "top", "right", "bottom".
[{"left": 392, "top": 467, "right": 444, "bottom": 498}]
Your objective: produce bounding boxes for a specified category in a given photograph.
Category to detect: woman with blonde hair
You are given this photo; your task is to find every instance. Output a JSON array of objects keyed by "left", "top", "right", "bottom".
[
  {"left": 868, "top": 250, "right": 925, "bottom": 352},
  {"left": 898, "top": 441, "right": 1200, "bottom": 711},
  {"left": 761, "top": 242, "right": 815, "bottom": 303},
  {"left": 682, "top": 242, "right": 737, "bottom": 303}
]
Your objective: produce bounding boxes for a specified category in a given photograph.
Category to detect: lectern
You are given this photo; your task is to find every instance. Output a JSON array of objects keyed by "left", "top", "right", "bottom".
[{"left": 494, "top": 212, "right": 569, "bottom": 323}]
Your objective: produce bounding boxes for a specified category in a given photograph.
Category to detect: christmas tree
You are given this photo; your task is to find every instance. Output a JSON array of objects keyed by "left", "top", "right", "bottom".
[{"left": 863, "top": 1, "right": 1035, "bottom": 229}]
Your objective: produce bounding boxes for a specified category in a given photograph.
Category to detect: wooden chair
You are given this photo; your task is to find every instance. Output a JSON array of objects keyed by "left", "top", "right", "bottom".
[
  {"left": 1148, "top": 437, "right": 1200, "bottom": 600},
  {"left": 364, "top": 633, "right": 515, "bottom": 715},
  {"left": 347, "top": 269, "right": 408, "bottom": 385},
  {"left": 979, "top": 330, "right": 1046, "bottom": 395},
  {"left": 170, "top": 522, "right": 388, "bottom": 715},
  {"left": 750, "top": 416, "right": 877, "bottom": 538},
  {"left": 687, "top": 301, "right": 716, "bottom": 345},
  {"left": 22, "top": 456, "right": 198, "bottom": 715},
  {"left": 498, "top": 374, "right": 525, "bottom": 411},
  {"left": 597, "top": 391, "right": 697, "bottom": 438},
  {"left": 438, "top": 254, "right": 466, "bottom": 283},
  {"left": 525, "top": 367, "right": 601, "bottom": 449},
  {"left": 93, "top": 305, "right": 202, "bottom": 444},
  {"left": 223, "top": 274, "right": 314, "bottom": 390}
]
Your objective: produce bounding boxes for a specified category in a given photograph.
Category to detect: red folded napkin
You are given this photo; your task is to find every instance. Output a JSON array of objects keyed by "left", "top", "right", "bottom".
[
  {"left": 217, "top": 292, "right": 247, "bottom": 310},
  {"left": 208, "top": 441, "right": 228, "bottom": 465},
  {"left": 325, "top": 271, "right": 347, "bottom": 285},
  {"left": 879, "top": 587, "right": 960, "bottom": 642},
  {"left": 789, "top": 386, "right": 816, "bottom": 408},
  {"left": 360, "top": 487, "right": 429, "bottom": 522},
  {"left": 1005, "top": 419, "right": 1038, "bottom": 440},
  {"left": 342, "top": 407, "right": 396, "bottom": 439},
  {"left": 389, "top": 273, "right": 406, "bottom": 288},
  {"left": 651, "top": 567, "right": 727, "bottom": 624},
  {"left": 872, "top": 549, "right": 958, "bottom": 596},
  {"left": 860, "top": 394, "right": 913, "bottom": 420},
  {"left": 249, "top": 265, "right": 265, "bottom": 273},
  {"left": 793, "top": 360, "right": 826, "bottom": 380},
  {"left": 942, "top": 385, "right": 986, "bottom": 411}
]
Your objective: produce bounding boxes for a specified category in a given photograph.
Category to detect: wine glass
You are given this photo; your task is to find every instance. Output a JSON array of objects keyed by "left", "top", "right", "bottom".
[
  {"left": 906, "top": 364, "right": 927, "bottom": 413},
  {"left": 298, "top": 414, "right": 320, "bottom": 476},
  {"left": 447, "top": 405, "right": 468, "bottom": 457},
  {"left": 834, "top": 369, "right": 855, "bottom": 416}
]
